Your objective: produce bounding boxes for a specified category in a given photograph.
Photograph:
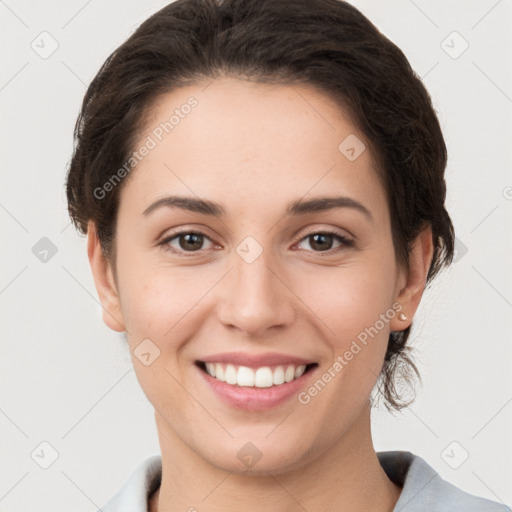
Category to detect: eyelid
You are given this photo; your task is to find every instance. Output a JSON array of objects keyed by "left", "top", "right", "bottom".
[{"left": 294, "top": 225, "right": 354, "bottom": 243}]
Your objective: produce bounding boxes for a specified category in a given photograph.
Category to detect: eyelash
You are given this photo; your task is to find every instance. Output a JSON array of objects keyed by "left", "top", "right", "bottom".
[{"left": 158, "top": 229, "right": 355, "bottom": 257}]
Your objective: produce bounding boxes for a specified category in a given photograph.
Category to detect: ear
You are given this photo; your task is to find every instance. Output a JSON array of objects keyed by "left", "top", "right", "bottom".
[
  {"left": 390, "top": 224, "right": 434, "bottom": 332},
  {"left": 87, "top": 221, "right": 126, "bottom": 332}
]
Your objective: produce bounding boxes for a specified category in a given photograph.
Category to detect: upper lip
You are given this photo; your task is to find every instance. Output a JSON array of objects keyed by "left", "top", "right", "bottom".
[{"left": 198, "top": 352, "right": 316, "bottom": 368}]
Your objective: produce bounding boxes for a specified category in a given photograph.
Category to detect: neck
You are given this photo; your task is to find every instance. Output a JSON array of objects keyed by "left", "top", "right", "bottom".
[{"left": 149, "top": 404, "right": 401, "bottom": 512}]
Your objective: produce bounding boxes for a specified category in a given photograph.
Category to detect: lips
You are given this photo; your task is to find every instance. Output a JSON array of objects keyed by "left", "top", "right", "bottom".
[
  {"left": 196, "top": 355, "right": 318, "bottom": 411},
  {"left": 195, "top": 351, "right": 318, "bottom": 410},
  {"left": 199, "top": 351, "right": 314, "bottom": 368}
]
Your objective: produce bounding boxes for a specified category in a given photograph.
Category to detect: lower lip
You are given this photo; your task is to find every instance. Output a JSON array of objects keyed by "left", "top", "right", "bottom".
[{"left": 197, "top": 365, "right": 316, "bottom": 411}]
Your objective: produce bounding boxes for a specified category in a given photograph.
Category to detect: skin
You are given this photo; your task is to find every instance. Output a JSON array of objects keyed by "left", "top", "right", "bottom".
[{"left": 88, "top": 76, "right": 433, "bottom": 512}]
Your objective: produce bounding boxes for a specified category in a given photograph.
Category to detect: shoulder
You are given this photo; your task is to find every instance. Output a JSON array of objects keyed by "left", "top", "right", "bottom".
[
  {"left": 99, "top": 455, "right": 162, "bottom": 512},
  {"left": 377, "top": 450, "right": 510, "bottom": 512},
  {"left": 99, "top": 451, "right": 510, "bottom": 512}
]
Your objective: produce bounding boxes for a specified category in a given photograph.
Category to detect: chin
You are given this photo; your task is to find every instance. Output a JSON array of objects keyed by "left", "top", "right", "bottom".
[{"left": 198, "top": 434, "right": 315, "bottom": 476}]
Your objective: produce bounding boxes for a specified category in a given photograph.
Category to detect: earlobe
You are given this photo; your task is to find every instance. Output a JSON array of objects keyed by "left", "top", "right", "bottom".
[
  {"left": 87, "top": 221, "right": 126, "bottom": 332},
  {"left": 390, "top": 224, "right": 434, "bottom": 332}
]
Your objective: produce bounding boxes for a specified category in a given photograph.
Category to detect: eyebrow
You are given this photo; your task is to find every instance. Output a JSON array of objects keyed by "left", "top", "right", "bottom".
[{"left": 142, "top": 195, "right": 372, "bottom": 221}]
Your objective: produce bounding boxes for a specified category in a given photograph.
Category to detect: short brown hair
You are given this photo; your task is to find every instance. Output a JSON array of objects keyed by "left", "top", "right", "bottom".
[{"left": 65, "top": 0, "right": 455, "bottom": 411}]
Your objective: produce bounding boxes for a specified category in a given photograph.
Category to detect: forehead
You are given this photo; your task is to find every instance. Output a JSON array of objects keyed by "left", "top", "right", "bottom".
[{"left": 119, "top": 76, "right": 388, "bottom": 221}]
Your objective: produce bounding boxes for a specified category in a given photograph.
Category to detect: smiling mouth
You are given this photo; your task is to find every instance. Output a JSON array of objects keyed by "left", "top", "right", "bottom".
[{"left": 196, "top": 361, "right": 318, "bottom": 388}]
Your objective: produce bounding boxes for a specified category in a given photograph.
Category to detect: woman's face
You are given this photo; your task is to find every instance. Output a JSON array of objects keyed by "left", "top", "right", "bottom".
[{"left": 90, "top": 76, "right": 428, "bottom": 474}]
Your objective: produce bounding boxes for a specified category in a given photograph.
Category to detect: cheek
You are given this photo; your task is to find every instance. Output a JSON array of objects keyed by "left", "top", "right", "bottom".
[
  {"left": 115, "top": 263, "right": 202, "bottom": 414},
  {"left": 119, "top": 271, "right": 188, "bottom": 341},
  {"left": 298, "top": 256, "right": 397, "bottom": 345},
  {"left": 294, "top": 251, "right": 398, "bottom": 409},
  {"left": 115, "top": 253, "right": 220, "bottom": 357}
]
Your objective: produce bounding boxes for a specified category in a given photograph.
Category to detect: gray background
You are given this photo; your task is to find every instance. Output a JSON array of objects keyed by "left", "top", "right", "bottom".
[{"left": 1, "top": 1, "right": 511, "bottom": 510}]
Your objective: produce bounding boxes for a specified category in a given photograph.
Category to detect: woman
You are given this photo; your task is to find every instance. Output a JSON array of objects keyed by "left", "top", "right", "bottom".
[{"left": 65, "top": 0, "right": 509, "bottom": 510}]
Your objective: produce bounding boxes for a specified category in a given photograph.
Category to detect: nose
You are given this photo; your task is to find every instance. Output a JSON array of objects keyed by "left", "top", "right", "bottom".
[{"left": 216, "top": 245, "right": 296, "bottom": 337}]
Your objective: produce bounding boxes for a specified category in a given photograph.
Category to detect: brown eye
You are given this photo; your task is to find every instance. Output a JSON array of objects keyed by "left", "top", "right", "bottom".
[
  {"left": 308, "top": 233, "right": 335, "bottom": 251},
  {"left": 297, "top": 231, "right": 354, "bottom": 253},
  {"left": 178, "top": 233, "right": 204, "bottom": 251},
  {"left": 161, "top": 231, "right": 215, "bottom": 254}
]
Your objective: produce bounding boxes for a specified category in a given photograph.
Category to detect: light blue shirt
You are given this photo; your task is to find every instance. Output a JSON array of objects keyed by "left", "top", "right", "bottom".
[{"left": 99, "top": 451, "right": 510, "bottom": 511}]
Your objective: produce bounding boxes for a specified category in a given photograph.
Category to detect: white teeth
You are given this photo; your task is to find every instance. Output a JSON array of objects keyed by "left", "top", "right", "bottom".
[
  {"left": 273, "top": 365, "right": 285, "bottom": 385},
  {"left": 225, "top": 364, "right": 237, "bottom": 385},
  {"left": 215, "top": 363, "right": 225, "bottom": 382},
  {"left": 255, "top": 367, "right": 273, "bottom": 388},
  {"left": 237, "top": 366, "right": 255, "bottom": 387},
  {"left": 295, "top": 365, "right": 306, "bottom": 378},
  {"left": 206, "top": 363, "right": 216, "bottom": 377},
  {"left": 203, "top": 362, "right": 311, "bottom": 387},
  {"left": 284, "top": 365, "right": 295, "bottom": 383}
]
